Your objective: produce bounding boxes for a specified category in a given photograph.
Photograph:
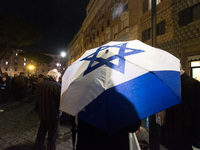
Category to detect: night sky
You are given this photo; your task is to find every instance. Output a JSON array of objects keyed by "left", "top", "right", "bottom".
[{"left": 0, "top": 0, "right": 90, "bottom": 54}]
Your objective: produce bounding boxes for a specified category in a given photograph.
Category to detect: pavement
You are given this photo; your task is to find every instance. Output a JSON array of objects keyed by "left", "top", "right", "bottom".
[{"left": 0, "top": 89, "right": 73, "bottom": 150}]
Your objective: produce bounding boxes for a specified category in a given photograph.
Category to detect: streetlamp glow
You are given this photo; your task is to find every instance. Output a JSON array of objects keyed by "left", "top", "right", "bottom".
[
  {"left": 28, "top": 65, "right": 34, "bottom": 70},
  {"left": 61, "top": 52, "right": 66, "bottom": 57},
  {"left": 56, "top": 63, "right": 61, "bottom": 67}
]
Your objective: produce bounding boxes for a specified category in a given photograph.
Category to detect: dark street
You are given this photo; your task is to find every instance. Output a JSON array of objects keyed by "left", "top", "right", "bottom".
[{"left": 0, "top": 89, "right": 73, "bottom": 150}]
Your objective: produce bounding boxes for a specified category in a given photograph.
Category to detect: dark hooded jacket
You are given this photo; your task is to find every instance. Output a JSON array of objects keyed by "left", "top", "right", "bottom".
[
  {"left": 36, "top": 76, "right": 61, "bottom": 120},
  {"left": 160, "top": 73, "right": 200, "bottom": 149}
]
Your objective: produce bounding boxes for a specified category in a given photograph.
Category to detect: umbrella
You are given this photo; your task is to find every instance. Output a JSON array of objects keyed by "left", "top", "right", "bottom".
[{"left": 60, "top": 40, "right": 181, "bottom": 133}]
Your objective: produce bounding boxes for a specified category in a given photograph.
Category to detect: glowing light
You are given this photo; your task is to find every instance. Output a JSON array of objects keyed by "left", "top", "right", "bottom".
[
  {"left": 28, "top": 65, "right": 34, "bottom": 70},
  {"left": 61, "top": 52, "right": 66, "bottom": 57}
]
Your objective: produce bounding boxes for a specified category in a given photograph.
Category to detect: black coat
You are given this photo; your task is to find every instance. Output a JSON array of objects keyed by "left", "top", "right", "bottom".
[
  {"left": 76, "top": 119, "right": 141, "bottom": 150},
  {"left": 160, "top": 73, "right": 200, "bottom": 149},
  {"left": 36, "top": 77, "right": 61, "bottom": 120}
]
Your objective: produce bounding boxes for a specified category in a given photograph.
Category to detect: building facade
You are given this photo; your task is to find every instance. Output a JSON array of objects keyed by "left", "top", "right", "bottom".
[
  {"left": 0, "top": 49, "right": 67, "bottom": 77},
  {"left": 67, "top": 0, "right": 200, "bottom": 81}
]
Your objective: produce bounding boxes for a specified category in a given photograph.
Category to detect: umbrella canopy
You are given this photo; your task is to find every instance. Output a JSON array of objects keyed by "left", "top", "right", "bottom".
[{"left": 60, "top": 40, "right": 181, "bottom": 133}]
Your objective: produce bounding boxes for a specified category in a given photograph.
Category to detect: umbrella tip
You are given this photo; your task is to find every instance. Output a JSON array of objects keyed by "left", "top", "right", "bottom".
[{"left": 105, "top": 49, "right": 109, "bottom": 53}]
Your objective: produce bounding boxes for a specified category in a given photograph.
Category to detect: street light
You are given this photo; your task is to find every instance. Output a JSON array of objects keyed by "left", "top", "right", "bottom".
[
  {"left": 28, "top": 65, "right": 35, "bottom": 76},
  {"left": 61, "top": 51, "right": 66, "bottom": 58},
  {"left": 28, "top": 65, "right": 34, "bottom": 70}
]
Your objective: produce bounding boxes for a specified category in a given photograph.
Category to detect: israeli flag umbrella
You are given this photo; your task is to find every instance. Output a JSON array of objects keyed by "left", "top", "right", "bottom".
[{"left": 60, "top": 40, "right": 181, "bottom": 133}]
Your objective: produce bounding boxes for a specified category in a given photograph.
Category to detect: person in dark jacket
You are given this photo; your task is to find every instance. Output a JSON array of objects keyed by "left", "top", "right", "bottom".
[
  {"left": 14, "top": 72, "right": 26, "bottom": 100},
  {"left": 10, "top": 74, "right": 18, "bottom": 99},
  {"left": 160, "top": 68, "right": 200, "bottom": 150},
  {"left": 34, "top": 69, "right": 61, "bottom": 150},
  {"left": 0, "top": 72, "right": 11, "bottom": 102},
  {"left": 74, "top": 118, "right": 141, "bottom": 150}
]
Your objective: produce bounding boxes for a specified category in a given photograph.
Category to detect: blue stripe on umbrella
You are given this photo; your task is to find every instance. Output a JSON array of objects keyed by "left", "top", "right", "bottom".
[{"left": 78, "top": 70, "right": 181, "bottom": 133}]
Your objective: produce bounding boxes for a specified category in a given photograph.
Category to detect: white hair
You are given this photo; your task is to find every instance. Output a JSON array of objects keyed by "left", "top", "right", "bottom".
[
  {"left": 180, "top": 64, "right": 185, "bottom": 75},
  {"left": 47, "top": 69, "right": 61, "bottom": 79}
]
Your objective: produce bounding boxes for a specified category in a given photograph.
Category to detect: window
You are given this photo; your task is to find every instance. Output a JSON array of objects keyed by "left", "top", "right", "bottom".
[
  {"left": 16, "top": 53, "right": 18, "bottom": 56},
  {"left": 14, "top": 58, "right": 18, "bottom": 61},
  {"left": 107, "top": 19, "right": 110, "bottom": 27},
  {"left": 24, "top": 58, "right": 26, "bottom": 61},
  {"left": 191, "top": 60, "right": 200, "bottom": 81},
  {"left": 142, "top": 20, "right": 165, "bottom": 42},
  {"left": 14, "top": 68, "right": 17, "bottom": 71},
  {"left": 124, "top": 1, "right": 128, "bottom": 11},
  {"left": 101, "top": 25, "right": 104, "bottom": 32},
  {"left": 5, "top": 68, "right": 8, "bottom": 71},
  {"left": 102, "top": 13, "right": 105, "bottom": 19},
  {"left": 157, "top": 20, "right": 165, "bottom": 36},
  {"left": 97, "top": 30, "right": 99, "bottom": 36},
  {"left": 107, "top": 0, "right": 111, "bottom": 10},
  {"left": 179, "top": 3, "right": 200, "bottom": 27},
  {"left": 24, "top": 63, "right": 26, "bottom": 66},
  {"left": 14, "top": 63, "right": 18, "bottom": 65},
  {"left": 113, "top": 26, "right": 118, "bottom": 39},
  {"left": 142, "top": 28, "right": 150, "bottom": 42},
  {"left": 93, "top": 33, "right": 95, "bottom": 40},
  {"left": 193, "top": 4, "right": 200, "bottom": 21},
  {"left": 5, "top": 61, "right": 8, "bottom": 65},
  {"left": 143, "top": 0, "right": 163, "bottom": 14}
]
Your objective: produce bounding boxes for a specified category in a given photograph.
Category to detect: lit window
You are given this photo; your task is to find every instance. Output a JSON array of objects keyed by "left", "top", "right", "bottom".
[
  {"left": 6, "top": 61, "right": 8, "bottom": 65},
  {"left": 16, "top": 53, "right": 18, "bottom": 56},
  {"left": 24, "top": 63, "right": 26, "bottom": 66},
  {"left": 143, "top": 0, "right": 162, "bottom": 13},
  {"left": 24, "top": 58, "right": 26, "bottom": 61},
  {"left": 191, "top": 60, "right": 200, "bottom": 81}
]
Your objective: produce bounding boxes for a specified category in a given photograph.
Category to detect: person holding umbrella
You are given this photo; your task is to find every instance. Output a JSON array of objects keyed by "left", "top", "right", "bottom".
[
  {"left": 33, "top": 69, "right": 61, "bottom": 150},
  {"left": 160, "top": 66, "right": 200, "bottom": 150},
  {"left": 72, "top": 117, "right": 141, "bottom": 150}
]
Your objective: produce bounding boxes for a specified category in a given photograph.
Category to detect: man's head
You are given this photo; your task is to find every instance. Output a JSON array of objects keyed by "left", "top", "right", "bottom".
[
  {"left": 47, "top": 69, "right": 61, "bottom": 82},
  {"left": 20, "top": 72, "right": 25, "bottom": 77},
  {"left": 2, "top": 72, "right": 8, "bottom": 77},
  {"left": 14, "top": 74, "right": 18, "bottom": 78}
]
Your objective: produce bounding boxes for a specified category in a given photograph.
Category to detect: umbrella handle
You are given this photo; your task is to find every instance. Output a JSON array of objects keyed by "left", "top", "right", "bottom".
[{"left": 129, "top": 132, "right": 141, "bottom": 150}]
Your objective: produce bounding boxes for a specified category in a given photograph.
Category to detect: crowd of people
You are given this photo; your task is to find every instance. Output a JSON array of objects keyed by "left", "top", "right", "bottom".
[
  {"left": 0, "top": 71, "right": 45, "bottom": 111},
  {"left": 1, "top": 67, "right": 200, "bottom": 150}
]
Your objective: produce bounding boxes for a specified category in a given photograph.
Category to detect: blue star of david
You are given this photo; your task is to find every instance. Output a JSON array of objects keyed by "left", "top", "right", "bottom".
[{"left": 81, "top": 42, "right": 145, "bottom": 75}]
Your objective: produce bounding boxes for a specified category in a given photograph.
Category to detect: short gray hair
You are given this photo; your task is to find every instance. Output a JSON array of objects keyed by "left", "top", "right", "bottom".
[{"left": 47, "top": 69, "right": 61, "bottom": 79}]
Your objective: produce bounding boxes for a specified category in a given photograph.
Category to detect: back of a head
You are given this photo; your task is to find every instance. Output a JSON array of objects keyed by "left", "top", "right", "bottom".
[
  {"left": 47, "top": 69, "right": 61, "bottom": 79},
  {"left": 2, "top": 72, "right": 7, "bottom": 77},
  {"left": 38, "top": 74, "right": 44, "bottom": 78},
  {"left": 20, "top": 72, "right": 25, "bottom": 76}
]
